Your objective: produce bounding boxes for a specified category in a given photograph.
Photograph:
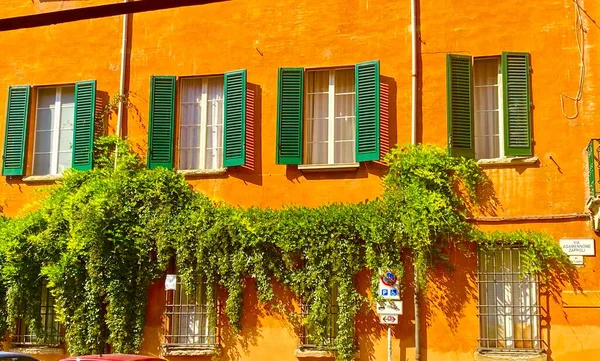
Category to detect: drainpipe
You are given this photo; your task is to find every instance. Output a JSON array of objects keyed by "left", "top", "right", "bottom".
[
  {"left": 410, "top": 0, "right": 421, "bottom": 359},
  {"left": 114, "top": 0, "right": 130, "bottom": 168}
]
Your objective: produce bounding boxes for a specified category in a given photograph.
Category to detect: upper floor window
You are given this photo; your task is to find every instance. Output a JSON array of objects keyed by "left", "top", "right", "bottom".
[
  {"left": 33, "top": 86, "right": 75, "bottom": 176},
  {"left": 276, "top": 61, "right": 381, "bottom": 168},
  {"left": 178, "top": 77, "right": 224, "bottom": 170},
  {"left": 305, "top": 68, "right": 356, "bottom": 165},
  {"left": 12, "top": 282, "right": 61, "bottom": 346},
  {"left": 447, "top": 53, "right": 532, "bottom": 160},
  {"left": 164, "top": 274, "right": 218, "bottom": 349},
  {"left": 147, "top": 71, "right": 247, "bottom": 171},
  {"left": 477, "top": 247, "right": 541, "bottom": 351},
  {"left": 1, "top": 81, "right": 97, "bottom": 177}
]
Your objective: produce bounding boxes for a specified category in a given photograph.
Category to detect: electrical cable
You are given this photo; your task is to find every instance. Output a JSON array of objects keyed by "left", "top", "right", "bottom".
[{"left": 560, "top": 0, "right": 586, "bottom": 119}]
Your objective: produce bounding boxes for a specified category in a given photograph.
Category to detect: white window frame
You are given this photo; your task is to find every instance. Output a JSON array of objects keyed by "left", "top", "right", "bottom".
[
  {"left": 473, "top": 57, "right": 505, "bottom": 160},
  {"left": 304, "top": 68, "right": 356, "bottom": 166},
  {"left": 177, "top": 76, "right": 224, "bottom": 171},
  {"left": 32, "top": 85, "right": 74, "bottom": 176}
]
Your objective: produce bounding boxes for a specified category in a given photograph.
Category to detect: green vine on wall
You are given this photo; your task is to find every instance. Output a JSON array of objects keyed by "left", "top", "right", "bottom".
[{"left": 0, "top": 133, "right": 576, "bottom": 360}]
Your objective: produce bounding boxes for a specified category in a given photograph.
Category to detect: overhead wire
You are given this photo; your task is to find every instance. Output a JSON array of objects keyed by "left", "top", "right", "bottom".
[{"left": 560, "top": 0, "right": 586, "bottom": 119}]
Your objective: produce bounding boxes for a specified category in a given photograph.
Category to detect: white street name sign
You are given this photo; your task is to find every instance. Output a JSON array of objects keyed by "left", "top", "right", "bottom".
[{"left": 560, "top": 238, "right": 595, "bottom": 256}]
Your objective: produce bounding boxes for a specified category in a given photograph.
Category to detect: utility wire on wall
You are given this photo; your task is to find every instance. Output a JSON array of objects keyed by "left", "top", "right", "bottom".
[{"left": 560, "top": 0, "right": 587, "bottom": 119}]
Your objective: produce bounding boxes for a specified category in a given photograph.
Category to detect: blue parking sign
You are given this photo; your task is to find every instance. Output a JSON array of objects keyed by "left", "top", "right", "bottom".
[{"left": 381, "top": 289, "right": 389, "bottom": 296}]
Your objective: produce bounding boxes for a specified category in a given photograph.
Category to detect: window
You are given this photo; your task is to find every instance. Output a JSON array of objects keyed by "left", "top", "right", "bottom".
[
  {"left": 164, "top": 275, "right": 217, "bottom": 348},
  {"left": 300, "top": 286, "right": 339, "bottom": 349},
  {"left": 33, "top": 86, "right": 75, "bottom": 176},
  {"left": 178, "top": 77, "right": 224, "bottom": 170},
  {"left": 1, "top": 81, "right": 96, "bottom": 177},
  {"left": 276, "top": 61, "right": 381, "bottom": 166},
  {"left": 12, "top": 282, "right": 61, "bottom": 346},
  {"left": 447, "top": 53, "right": 532, "bottom": 160},
  {"left": 147, "top": 71, "right": 247, "bottom": 171},
  {"left": 477, "top": 247, "right": 541, "bottom": 351},
  {"left": 305, "top": 69, "right": 356, "bottom": 165}
]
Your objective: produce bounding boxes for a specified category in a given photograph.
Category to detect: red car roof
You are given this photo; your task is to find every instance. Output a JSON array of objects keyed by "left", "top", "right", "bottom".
[{"left": 60, "top": 355, "right": 165, "bottom": 361}]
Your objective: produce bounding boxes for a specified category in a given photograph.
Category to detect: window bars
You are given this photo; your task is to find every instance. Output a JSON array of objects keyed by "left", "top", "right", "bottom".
[
  {"left": 299, "top": 287, "right": 339, "bottom": 348},
  {"left": 164, "top": 276, "right": 218, "bottom": 348},
  {"left": 11, "top": 283, "right": 61, "bottom": 346},
  {"left": 477, "top": 247, "right": 541, "bottom": 352}
]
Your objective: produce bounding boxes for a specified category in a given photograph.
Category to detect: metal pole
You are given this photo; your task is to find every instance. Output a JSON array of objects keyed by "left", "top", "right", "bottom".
[
  {"left": 114, "top": 0, "right": 130, "bottom": 169},
  {"left": 387, "top": 325, "right": 392, "bottom": 361},
  {"left": 414, "top": 270, "right": 421, "bottom": 361}
]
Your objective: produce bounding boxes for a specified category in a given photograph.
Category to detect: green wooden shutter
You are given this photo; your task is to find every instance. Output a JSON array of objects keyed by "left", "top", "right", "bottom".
[
  {"left": 148, "top": 76, "right": 176, "bottom": 169},
  {"left": 223, "top": 69, "right": 247, "bottom": 167},
  {"left": 502, "top": 52, "right": 532, "bottom": 156},
  {"left": 72, "top": 80, "right": 97, "bottom": 171},
  {"left": 446, "top": 54, "right": 474, "bottom": 158},
  {"left": 276, "top": 68, "right": 304, "bottom": 165},
  {"left": 2, "top": 86, "right": 30, "bottom": 176},
  {"left": 355, "top": 60, "right": 380, "bottom": 162}
]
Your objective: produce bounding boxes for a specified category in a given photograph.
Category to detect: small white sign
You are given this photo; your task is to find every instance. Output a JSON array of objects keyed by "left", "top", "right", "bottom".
[
  {"left": 560, "top": 238, "right": 595, "bottom": 256},
  {"left": 376, "top": 300, "right": 403, "bottom": 315},
  {"left": 165, "top": 274, "right": 177, "bottom": 290},
  {"left": 380, "top": 314, "right": 398, "bottom": 324},
  {"left": 569, "top": 255, "right": 585, "bottom": 265}
]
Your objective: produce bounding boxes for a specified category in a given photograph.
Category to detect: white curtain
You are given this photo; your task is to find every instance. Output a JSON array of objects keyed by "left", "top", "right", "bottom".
[
  {"left": 474, "top": 58, "right": 500, "bottom": 159},
  {"left": 179, "top": 78, "right": 203, "bottom": 170},
  {"left": 205, "top": 77, "right": 224, "bottom": 170},
  {"left": 306, "top": 69, "right": 355, "bottom": 165}
]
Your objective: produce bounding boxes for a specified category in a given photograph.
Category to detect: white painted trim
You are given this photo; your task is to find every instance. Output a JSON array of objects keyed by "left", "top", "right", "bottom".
[{"left": 327, "top": 70, "right": 336, "bottom": 165}]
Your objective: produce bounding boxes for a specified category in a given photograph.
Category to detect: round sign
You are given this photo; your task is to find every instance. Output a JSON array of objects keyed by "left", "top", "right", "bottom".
[{"left": 380, "top": 271, "right": 397, "bottom": 286}]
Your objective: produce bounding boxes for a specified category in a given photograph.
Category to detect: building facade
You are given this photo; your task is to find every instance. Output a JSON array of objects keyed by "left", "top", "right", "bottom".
[{"left": 1, "top": 0, "right": 599, "bottom": 360}]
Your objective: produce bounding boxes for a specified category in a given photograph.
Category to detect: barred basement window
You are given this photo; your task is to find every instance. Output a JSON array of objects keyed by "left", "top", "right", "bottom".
[
  {"left": 164, "top": 275, "right": 218, "bottom": 348},
  {"left": 11, "top": 283, "right": 61, "bottom": 346},
  {"left": 300, "top": 286, "right": 339, "bottom": 349},
  {"left": 477, "top": 247, "right": 541, "bottom": 351}
]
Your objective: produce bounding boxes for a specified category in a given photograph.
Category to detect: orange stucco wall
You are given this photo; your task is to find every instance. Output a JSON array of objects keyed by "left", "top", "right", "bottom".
[{"left": 1, "top": 0, "right": 600, "bottom": 360}]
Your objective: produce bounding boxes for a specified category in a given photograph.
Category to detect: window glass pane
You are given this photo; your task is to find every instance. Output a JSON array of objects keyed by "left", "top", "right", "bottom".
[
  {"left": 334, "top": 141, "right": 354, "bottom": 164},
  {"left": 33, "top": 153, "right": 51, "bottom": 176},
  {"left": 38, "top": 88, "right": 56, "bottom": 109},
  {"left": 36, "top": 109, "right": 54, "bottom": 131},
  {"left": 474, "top": 58, "right": 501, "bottom": 160},
  {"left": 306, "top": 142, "right": 328, "bottom": 165},
  {"left": 180, "top": 78, "right": 203, "bottom": 126},
  {"left": 179, "top": 78, "right": 203, "bottom": 170},
  {"left": 58, "top": 152, "right": 72, "bottom": 174},
  {"left": 35, "top": 131, "right": 52, "bottom": 154},
  {"left": 59, "top": 129, "right": 73, "bottom": 153},
  {"left": 306, "top": 71, "right": 330, "bottom": 165}
]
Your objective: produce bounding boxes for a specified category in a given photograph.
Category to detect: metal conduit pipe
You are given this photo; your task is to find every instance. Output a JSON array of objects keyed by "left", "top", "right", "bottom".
[{"left": 114, "top": 0, "right": 130, "bottom": 168}]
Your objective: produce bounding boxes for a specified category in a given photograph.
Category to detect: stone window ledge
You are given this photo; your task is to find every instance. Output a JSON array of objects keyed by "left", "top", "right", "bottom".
[
  {"left": 298, "top": 163, "right": 360, "bottom": 172},
  {"left": 8, "top": 346, "right": 65, "bottom": 355},
  {"left": 177, "top": 168, "right": 227, "bottom": 176},
  {"left": 162, "top": 345, "right": 221, "bottom": 357},
  {"left": 474, "top": 351, "right": 546, "bottom": 361},
  {"left": 295, "top": 348, "right": 336, "bottom": 358},
  {"left": 477, "top": 156, "right": 539, "bottom": 167},
  {"left": 22, "top": 174, "right": 63, "bottom": 182}
]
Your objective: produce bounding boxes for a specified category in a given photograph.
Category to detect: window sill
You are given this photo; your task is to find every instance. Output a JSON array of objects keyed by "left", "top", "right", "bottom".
[
  {"left": 297, "top": 163, "right": 360, "bottom": 172},
  {"left": 474, "top": 351, "right": 546, "bottom": 361},
  {"left": 295, "top": 348, "right": 336, "bottom": 358},
  {"left": 177, "top": 168, "right": 227, "bottom": 176},
  {"left": 8, "top": 346, "right": 65, "bottom": 355},
  {"left": 162, "top": 345, "right": 221, "bottom": 357},
  {"left": 22, "top": 174, "right": 63, "bottom": 182},
  {"left": 477, "top": 156, "right": 539, "bottom": 167}
]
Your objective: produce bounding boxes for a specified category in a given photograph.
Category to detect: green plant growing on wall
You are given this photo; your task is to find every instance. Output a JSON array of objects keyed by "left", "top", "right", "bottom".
[{"left": 0, "top": 136, "right": 576, "bottom": 361}]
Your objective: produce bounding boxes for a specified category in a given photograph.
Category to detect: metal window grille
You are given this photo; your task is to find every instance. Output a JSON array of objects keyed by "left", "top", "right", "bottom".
[
  {"left": 477, "top": 247, "right": 541, "bottom": 352},
  {"left": 300, "top": 286, "right": 339, "bottom": 348},
  {"left": 164, "top": 276, "right": 218, "bottom": 347},
  {"left": 11, "top": 283, "right": 61, "bottom": 346}
]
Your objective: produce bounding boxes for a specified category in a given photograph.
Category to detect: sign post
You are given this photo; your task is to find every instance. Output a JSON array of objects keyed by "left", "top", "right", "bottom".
[{"left": 376, "top": 271, "right": 402, "bottom": 361}]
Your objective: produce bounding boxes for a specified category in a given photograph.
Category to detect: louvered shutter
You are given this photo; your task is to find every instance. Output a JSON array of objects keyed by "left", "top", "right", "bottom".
[
  {"left": 502, "top": 52, "right": 532, "bottom": 156},
  {"left": 276, "top": 68, "right": 304, "bottom": 165},
  {"left": 2, "top": 86, "right": 30, "bottom": 176},
  {"left": 446, "top": 54, "right": 474, "bottom": 158},
  {"left": 148, "top": 76, "right": 176, "bottom": 169},
  {"left": 223, "top": 69, "right": 247, "bottom": 167},
  {"left": 72, "top": 80, "right": 96, "bottom": 171},
  {"left": 355, "top": 60, "right": 380, "bottom": 162}
]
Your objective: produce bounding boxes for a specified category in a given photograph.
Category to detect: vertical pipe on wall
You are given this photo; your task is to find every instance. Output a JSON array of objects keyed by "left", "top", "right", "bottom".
[{"left": 115, "top": 0, "right": 130, "bottom": 168}]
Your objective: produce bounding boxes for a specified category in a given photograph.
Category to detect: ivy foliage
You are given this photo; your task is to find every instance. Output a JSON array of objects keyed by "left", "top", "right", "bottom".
[{"left": 0, "top": 138, "right": 575, "bottom": 360}]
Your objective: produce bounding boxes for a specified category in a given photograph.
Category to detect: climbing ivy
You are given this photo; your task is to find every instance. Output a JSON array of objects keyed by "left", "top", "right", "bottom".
[{"left": 0, "top": 138, "right": 576, "bottom": 361}]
